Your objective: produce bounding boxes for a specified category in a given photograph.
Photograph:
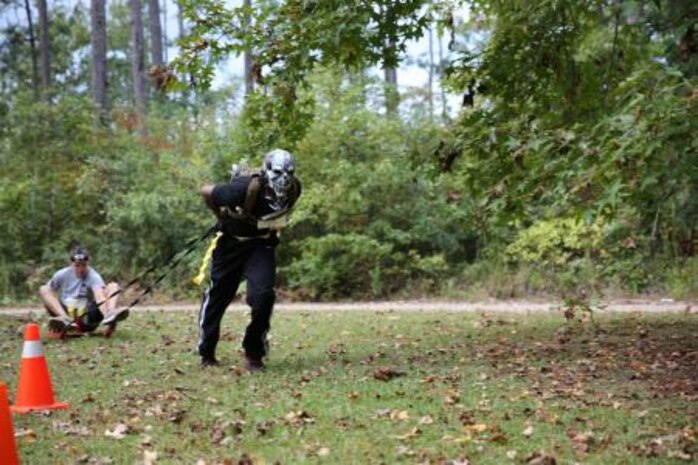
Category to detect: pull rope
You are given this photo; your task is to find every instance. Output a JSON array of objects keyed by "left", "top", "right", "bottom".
[{"left": 96, "top": 225, "right": 217, "bottom": 310}]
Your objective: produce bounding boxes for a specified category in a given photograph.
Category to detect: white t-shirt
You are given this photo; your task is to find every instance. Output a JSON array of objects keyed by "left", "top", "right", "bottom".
[{"left": 48, "top": 266, "right": 105, "bottom": 308}]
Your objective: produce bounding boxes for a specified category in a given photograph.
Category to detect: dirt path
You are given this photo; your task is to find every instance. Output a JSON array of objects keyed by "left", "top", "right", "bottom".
[{"left": 0, "top": 299, "right": 694, "bottom": 317}]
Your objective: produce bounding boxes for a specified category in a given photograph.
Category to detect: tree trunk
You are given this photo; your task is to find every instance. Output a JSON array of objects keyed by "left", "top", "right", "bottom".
[
  {"left": 177, "top": 0, "right": 185, "bottom": 39},
  {"left": 23, "top": 0, "right": 39, "bottom": 100},
  {"left": 36, "top": 0, "right": 51, "bottom": 99},
  {"left": 130, "top": 0, "right": 148, "bottom": 122},
  {"left": 428, "top": 22, "right": 434, "bottom": 120},
  {"left": 90, "top": 0, "right": 109, "bottom": 120},
  {"left": 381, "top": 5, "right": 399, "bottom": 117},
  {"left": 148, "top": 0, "right": 163, "bottom": 67},
  {"left": 162, "top": 0, "right": 168, "bottom": 62},
  {"left": 438, "top": 29, "right": 447, "bottom": 119},
  {"left": 176, "top": 0, "right": 190, "bottom": 102},
  {"left": 383, "top": 63, "right": 398, "bottom": 116},
  {"left": 243, "top": 0, "right": 254, "bottom": 96}
]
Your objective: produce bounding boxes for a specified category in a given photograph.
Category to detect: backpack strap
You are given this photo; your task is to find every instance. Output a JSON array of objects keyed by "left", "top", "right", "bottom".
[{"left": 243, "top": 173, "right": 263, "bottom": 216}]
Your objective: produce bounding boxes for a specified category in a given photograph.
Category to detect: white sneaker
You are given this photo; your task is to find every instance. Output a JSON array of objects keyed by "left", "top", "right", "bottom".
[{"left": 102, "top": 308, "right": 129, "bottom": 326}]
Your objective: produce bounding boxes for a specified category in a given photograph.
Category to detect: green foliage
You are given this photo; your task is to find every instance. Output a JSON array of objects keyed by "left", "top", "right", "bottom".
[
  {"left": 665, "top": 257, "right": 698, "bottom": 299},
  {"left": 0, "top": 93, "right": 217, "bottom": 300},
  {"left": 269, "top": 69, "right": 476, "bottom": 299},
  {"left": 441, "top": 0, "right": 698, "bottom": 296},
  {"left": 2, "top": 0, "right": 698, "bottom": 302},
  {"left": 0, "top": 95, "right": 100, "bottom": 297},
  {"left": 240, "top": 88, "right": 316, "bottom": 150},
  {"left": 94, "top": 151, "right": 209, "bottom": 292},
  {"left": 283, "top": 233, "right": 392, "bottom": 299},
  {"left": 174, "top": 0, "right": 432, "bottom": 145},
  {"left": 47, "top": 4, "right": 91, "bottom": 96},
  {"left": 451, "top": 61, "right": 697, "bottom": 269},
  {"left": 176, "top": 0, "right": 430, "bottom": 88},
  {"left": 505, "top": 218, "right": 602, "bottom": 267}
]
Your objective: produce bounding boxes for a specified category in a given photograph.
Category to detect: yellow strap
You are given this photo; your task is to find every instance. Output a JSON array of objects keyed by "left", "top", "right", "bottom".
[
  {"left": 67, "top": 305, "right": 87, "bottom": 319},
  {"left": 192, "top": 232, "right": 223, "bottom": 286}
]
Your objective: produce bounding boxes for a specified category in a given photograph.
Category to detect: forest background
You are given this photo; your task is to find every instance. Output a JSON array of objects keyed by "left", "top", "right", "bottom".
[{"left": 0, "top": 0, "right": 697, "bottom": 305}]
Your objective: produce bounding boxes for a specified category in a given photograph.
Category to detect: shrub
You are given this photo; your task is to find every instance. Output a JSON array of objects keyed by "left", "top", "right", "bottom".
[{"left": 282, "top": 233, "right": 393, "bottom": 300}]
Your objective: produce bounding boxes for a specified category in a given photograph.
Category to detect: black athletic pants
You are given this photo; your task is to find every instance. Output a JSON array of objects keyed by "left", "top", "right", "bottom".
[{"left": 197, "top": 236, "right": 276, "bottom": 361}]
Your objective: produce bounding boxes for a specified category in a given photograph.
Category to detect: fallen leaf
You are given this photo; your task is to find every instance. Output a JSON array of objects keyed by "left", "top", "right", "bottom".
[
  {"left": 490, "top": 425, "right": 508, "bottom": 444},
  {"left": 105, "top": 423, "right": 129, "bottom": 439},
  {"left": 390, "top": 410, "right": 410, "bottom": 421},
  {"left": 256, "top": 420, "right": 274, "bottom": 435},
  {"left": 143, "top": 450, "right": 157, "bottom": 465},
  {"left": 667, "top": 449, "right": 693, "bottom": 461},
  {"left": 395, "top": 445, "right": 415, "bottom": 456},
  {"left": 394, "top": 427, "right": 421, "bottom": 441},
  {"left": 14, "top": 428, "right": 37, "bottom": 443},
  {"left": 568, "top": 430, "right": 594, "bottom": 453},
  {"left": 52, "top": 420, "right": 90, "bottom": 436},
  {"left": 445, "top": 389, "right": 460, "bottom": 405},
  {"left": 210, "top": 422, "right": 226, "bottom": 446},
  {"left": 373, "top": 367, "right": 405, "bottom": 381},
  {"left": 285, "top": 410, "right": 315, "bottom": 427},
  {"left": 525, "top": 451, "right": 557, "bottom": 465},
  {"left": 463, "top": 423, "right": 488, "bottom": 434},
  {"left": 168, "top": 409, "right": 186, "bottom": 423}
]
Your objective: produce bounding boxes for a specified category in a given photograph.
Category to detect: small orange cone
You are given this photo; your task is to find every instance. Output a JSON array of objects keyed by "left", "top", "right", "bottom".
[
  {"left": 11, "top": 324, "right": 69, "bottom": 413},
  {"left": 0, "top": 383, "right": 20, "bottom": 465}
]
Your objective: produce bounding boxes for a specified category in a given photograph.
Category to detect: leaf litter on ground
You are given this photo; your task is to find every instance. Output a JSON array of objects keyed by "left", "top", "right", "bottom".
[{"left": 0, "top": 309, "right": 696, "bottom": 464}]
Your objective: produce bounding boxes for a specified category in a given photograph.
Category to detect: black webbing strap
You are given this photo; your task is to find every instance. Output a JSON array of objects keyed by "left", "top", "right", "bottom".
[
  {"left": 95, "top": 225, "right": 217, "bottom": 310},
  {"left": 244, "top": 174, "right": 262, "bottom": 216}
]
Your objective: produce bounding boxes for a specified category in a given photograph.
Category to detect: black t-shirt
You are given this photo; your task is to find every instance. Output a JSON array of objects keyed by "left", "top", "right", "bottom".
[{"left": 211, "top": 175, "right": 300, "bottom": 238}]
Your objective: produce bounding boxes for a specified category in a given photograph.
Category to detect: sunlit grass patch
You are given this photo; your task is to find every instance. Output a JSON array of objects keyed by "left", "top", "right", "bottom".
[{"left": 0, "top": 309, "right": 696, "bottom": 464}]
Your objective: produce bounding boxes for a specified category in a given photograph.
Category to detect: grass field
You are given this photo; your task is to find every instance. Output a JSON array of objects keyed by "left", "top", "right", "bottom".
[{"left": 0, "top": 308, "right": 696, "bottom": 464}]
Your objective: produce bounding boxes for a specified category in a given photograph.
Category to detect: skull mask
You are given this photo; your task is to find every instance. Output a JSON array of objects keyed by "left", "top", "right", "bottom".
[{"left": 263, "top": 149, "right": 296, "bottom": 211}]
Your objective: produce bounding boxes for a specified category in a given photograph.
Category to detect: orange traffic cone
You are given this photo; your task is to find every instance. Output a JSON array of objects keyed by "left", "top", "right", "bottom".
[
  {"left": 0, "top": 383, "right": 20, "bottom": 465},
  {"left": 11, "top": 323, "right": 69, "bottom": 414}
]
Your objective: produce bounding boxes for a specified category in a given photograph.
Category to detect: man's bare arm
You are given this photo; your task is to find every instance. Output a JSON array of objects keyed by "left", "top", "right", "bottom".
[
  {"left": 39, "top": 284, "right": 70, "bottom": 318},
  {"left": 201, "top": 185, "right": 224, "bottom": 220}
]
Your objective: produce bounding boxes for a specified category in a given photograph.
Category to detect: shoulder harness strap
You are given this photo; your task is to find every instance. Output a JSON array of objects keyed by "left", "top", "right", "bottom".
[{"left": 243, "top": 173, "right": 263, "bottom": 216}]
